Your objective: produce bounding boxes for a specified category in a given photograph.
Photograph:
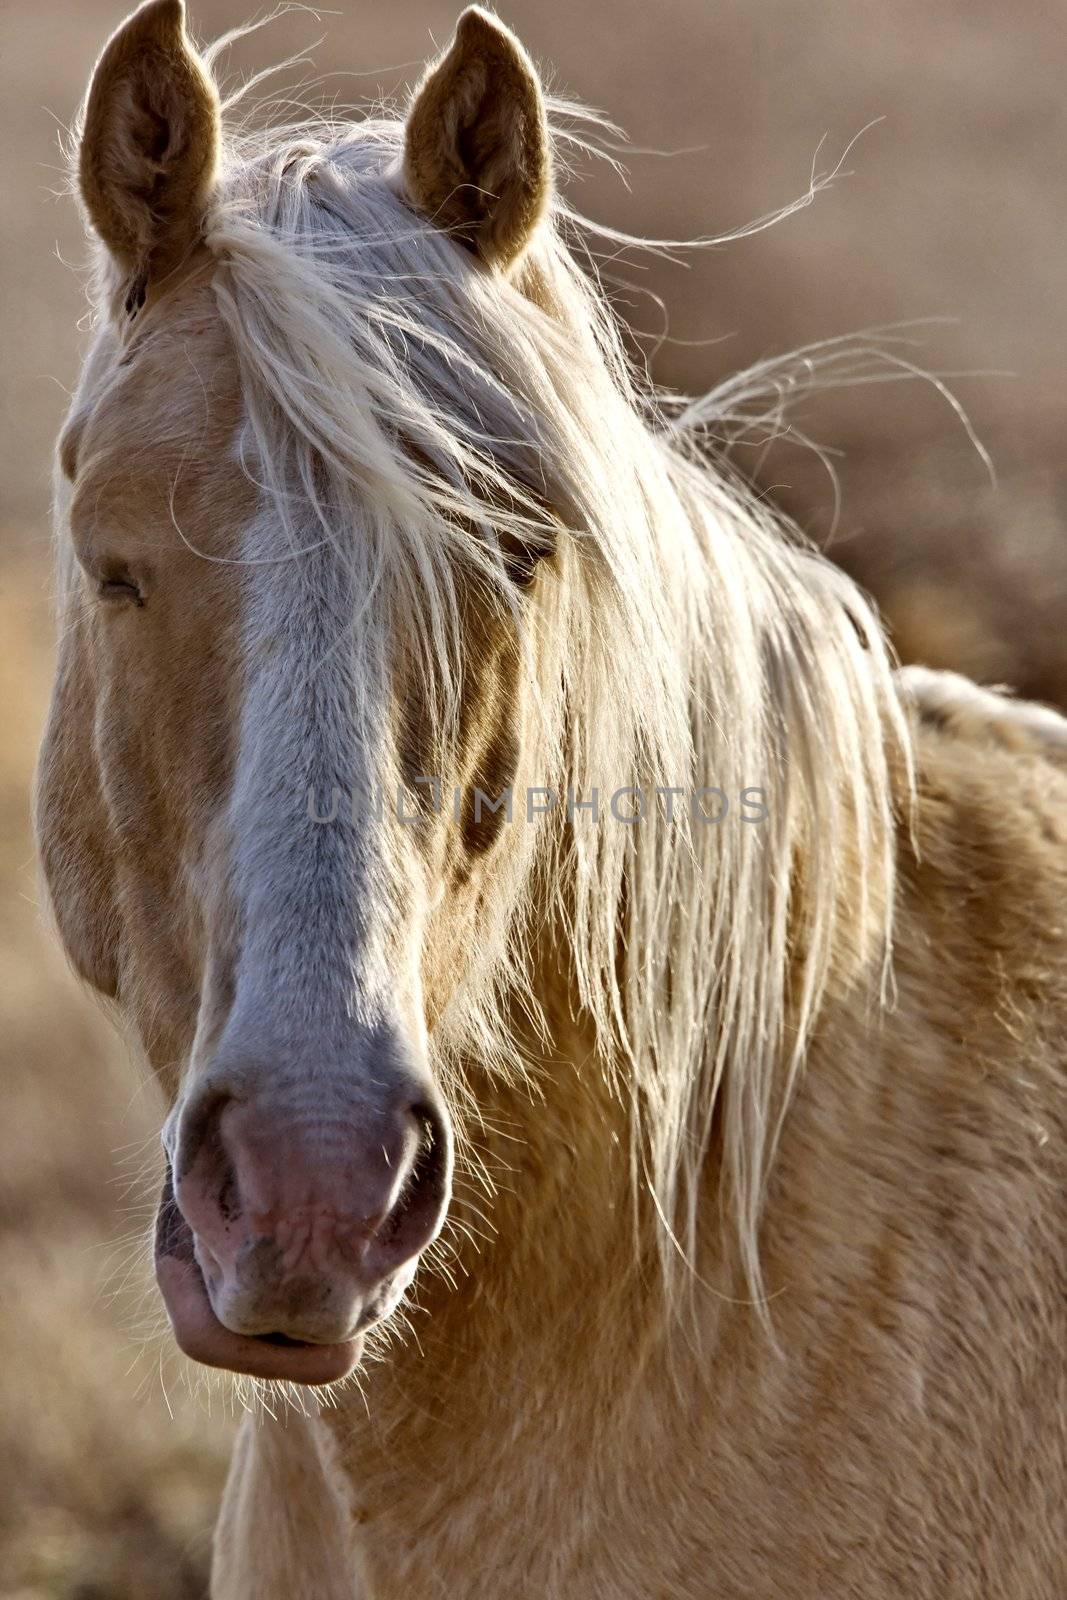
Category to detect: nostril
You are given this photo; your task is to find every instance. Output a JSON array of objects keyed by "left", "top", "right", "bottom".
[
  {"left": 410, "top": 1098, "right": 450, "bottom": 1195},
  {"left": 411, "top": 1099, "right": 444, "bottom": 1147},
  {"left": 174, "top": 1083, "right": 236, "bottom": 1186},
  {"left": 171, "top": 1084, "right": 244, "bottom": 1245},
  {"left": 373, "top": 1099, "right": 452, "bottom": 1261}
]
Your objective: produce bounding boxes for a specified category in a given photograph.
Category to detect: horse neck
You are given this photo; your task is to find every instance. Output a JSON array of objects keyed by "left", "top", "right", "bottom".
[
  {"left": 453, "top": 924, "right": 646, "bottom": 1333},
  {"left": 355, "top": 911, "right": 659, "bottom": 1412},
  {"left": 315, "top": 920, "right": 683, "bottom": 1536}
]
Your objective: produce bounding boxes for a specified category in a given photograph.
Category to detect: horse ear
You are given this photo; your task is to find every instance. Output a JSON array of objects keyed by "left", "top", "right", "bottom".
[
  {"left": 403, "top": 7, "right": 551, "bottom": 269},
  {"left": 78, "top": 0, "right": 219, "bottom": 286}
]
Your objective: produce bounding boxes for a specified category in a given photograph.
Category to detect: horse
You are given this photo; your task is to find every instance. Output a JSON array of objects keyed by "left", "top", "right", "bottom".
[{"left": 36, "top": 1, "right": 1067, "bottom": 1594}]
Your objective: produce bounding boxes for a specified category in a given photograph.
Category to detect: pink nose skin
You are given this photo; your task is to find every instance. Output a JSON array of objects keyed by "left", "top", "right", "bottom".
[{"left": 155, "top": 1079, "right": 451, "bottom": 1384}]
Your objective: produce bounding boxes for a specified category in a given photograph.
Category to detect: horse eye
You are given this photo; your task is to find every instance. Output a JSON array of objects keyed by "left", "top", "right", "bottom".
[{"left": 97, "top": 574, "right": 145, "bottom": 608}]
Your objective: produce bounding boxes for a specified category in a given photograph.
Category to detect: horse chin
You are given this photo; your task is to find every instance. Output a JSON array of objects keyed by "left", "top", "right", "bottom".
[{"left": 153, "top": 1171, "right": 364, "bottom": 1386}]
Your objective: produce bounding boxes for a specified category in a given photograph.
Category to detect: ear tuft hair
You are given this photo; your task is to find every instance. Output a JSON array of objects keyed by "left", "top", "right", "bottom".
[
  {"left": 78, "top": 0, "right": 219, "bottom": 281},
  {"left": 403, "top": 7, "right": 551, "bottom": 269}
]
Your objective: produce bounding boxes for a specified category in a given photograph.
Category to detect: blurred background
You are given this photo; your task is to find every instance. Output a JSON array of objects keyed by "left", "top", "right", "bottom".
[{"left": 2, "top": 1, "right": 1064, "bottom": 1593}]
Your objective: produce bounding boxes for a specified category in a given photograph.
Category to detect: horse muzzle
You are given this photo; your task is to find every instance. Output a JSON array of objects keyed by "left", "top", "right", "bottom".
[{"left": 154, "top": 1058, "right": 452, "bottom": 1385}]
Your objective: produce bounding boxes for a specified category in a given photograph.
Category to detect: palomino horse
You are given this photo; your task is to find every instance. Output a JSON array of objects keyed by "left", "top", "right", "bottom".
[{"left": 37, "top": 1, "right": 1067, "bottom": 1594}]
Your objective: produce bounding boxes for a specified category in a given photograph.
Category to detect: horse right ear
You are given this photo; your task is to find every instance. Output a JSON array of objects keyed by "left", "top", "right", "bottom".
[
  {"left": 403, "top": 7, "right": 551, "bottom": 270},
  {"left": 78, "top": 0, "right": 219, "bottom": 291}
]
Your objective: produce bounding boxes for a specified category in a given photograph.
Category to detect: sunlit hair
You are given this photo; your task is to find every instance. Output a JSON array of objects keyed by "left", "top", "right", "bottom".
[{"left": 171, "top": 89, "right": 910, "bottom": 1314}]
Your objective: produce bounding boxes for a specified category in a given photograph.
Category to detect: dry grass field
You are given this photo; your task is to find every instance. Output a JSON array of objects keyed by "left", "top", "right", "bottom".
[{"left": 1, "top": 2, "right": 1064, "bottom": 1594}]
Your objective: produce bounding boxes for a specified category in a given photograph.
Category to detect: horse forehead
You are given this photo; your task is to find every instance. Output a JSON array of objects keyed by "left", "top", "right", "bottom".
[
  {"left": 109, "top": 293, "right": 241, "bottom": 450},
  {"left": 71, "top": 295, "right": 247, "bottom": 534}
]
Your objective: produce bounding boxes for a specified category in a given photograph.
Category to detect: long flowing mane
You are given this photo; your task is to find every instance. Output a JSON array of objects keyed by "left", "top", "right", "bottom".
[{"left": 177, "top": 87, "right": 908, "bottom": 1308}]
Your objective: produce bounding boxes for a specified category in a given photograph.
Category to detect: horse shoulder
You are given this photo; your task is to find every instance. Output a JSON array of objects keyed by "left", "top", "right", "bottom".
[
  {"left": 734, "top": 679, "right": 1067, "bottom": 1591},
  {"left": 877, "top": 661, "right": 1067, "bottom": 1419}
]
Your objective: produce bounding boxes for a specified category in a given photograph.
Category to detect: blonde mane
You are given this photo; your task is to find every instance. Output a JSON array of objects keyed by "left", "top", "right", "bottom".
[{"left": 191, "top": 97, "right": 908, "bottom": 1309}]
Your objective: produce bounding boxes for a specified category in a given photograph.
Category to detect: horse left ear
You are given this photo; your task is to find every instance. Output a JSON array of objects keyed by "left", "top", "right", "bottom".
[
  {"left": 403, "top": 7, "right": 551, "bottom": 270},
  {"left": 78, "top": 0, "right": 219, "bottom": 287}
]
